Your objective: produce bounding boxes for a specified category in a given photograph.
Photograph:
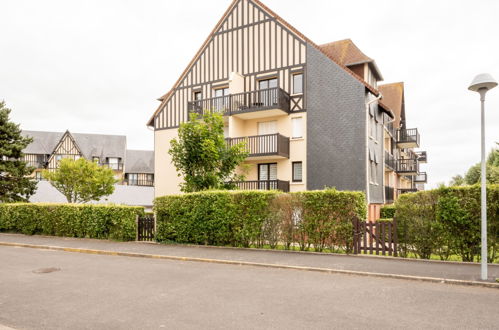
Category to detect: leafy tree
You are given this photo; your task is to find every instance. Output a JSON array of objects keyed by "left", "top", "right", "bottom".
[
  {"left": 43, "top": 158, "right": 116, "bottom": 203},
  {"left": 0, "top": 101, "right": 37, "bottom": 202},
  {"left": 169, "top": 112, "right": 248, "bottom": 192},
  {"left": 449, "top": 175, "right": 465, "bottom": 186}
]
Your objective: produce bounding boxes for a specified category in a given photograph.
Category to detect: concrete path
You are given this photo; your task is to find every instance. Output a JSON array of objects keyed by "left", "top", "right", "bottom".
[
  {"left": 1, "top": 245, "right": 499, "bottom": 329},
  {"left": 0, "top": 233, "right": 498, "bottom": 284}
]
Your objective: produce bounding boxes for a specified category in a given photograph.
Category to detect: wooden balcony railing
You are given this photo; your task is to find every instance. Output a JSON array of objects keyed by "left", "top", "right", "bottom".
[
  {"left": 396, "top": 128, "right": 420, "bottom": 148},
  {"left": 396, "top": 158, "right": 419, "bottom": 174},
  {"left": 385, "top": 186, "right": 395, "bottom": 203},
  {"left": 414, "top": 172, "right": 427, "bottom": 183},
  {"left": 384, "top": 151, "right": 396, "bottom": 170},
  {"left": 230, "top": 180, "right": 290, "bottom": 192},
  {"left": 226, "top": 133, "right": 290, "bottom": 158},
  {"left": 123, "top": 178, "right": 154, "bottom": 187},
  {"left": 187, "top": 87, "right": 290, "bottom": 116}
]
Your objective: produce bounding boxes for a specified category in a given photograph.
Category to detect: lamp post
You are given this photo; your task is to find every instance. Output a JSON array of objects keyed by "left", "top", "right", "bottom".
[{"left": 468, "top": 73, "right": 497, "bottom": 281}]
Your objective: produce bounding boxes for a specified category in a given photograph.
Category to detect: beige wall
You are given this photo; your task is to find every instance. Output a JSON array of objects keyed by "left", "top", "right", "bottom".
[{"left": 154, "top": 128, "right": 183, "bottom": 197}]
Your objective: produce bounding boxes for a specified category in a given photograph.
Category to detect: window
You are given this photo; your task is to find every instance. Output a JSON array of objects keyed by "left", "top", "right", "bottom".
[
  {"left": 35, "top": 171, "right": 43, "bottom": 181},
  {"left": 258, "top": 163, "right": 277, "bottom": 190},
  {"left": 258, "top": 78, "right": 278, "bottom": 90},
  {"left": 194, "top": 91, "right": 202, "bottom": 100},
  {"left": 370, "top": 161, "right": 377, "bottom": 184},
  {"left": 128, "top": 173, "right": 138, "bottom": 185},
  {"left": 92, "top": 157, "right": 100, "bottom": 164},
  {"left": 291, "top": 117, "right": 303, "bottom": 138},
  {"left": 107, "top": 157, "right": 120, "bottom": 170},
  {"left": 213, "top": 87, "right": 229, "bottom": 110},
  {"left": 292, "top": 162, "right": 303, "bottom": 182},
  {"left": 56, "top": 155, "right": 62, "bottom": 162},
  {"left": 292, "top": 73, "right": 303, "bottom": 94}
]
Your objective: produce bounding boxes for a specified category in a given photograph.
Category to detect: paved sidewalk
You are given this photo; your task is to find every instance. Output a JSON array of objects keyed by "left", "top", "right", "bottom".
[{"left": 1, "top": 233, "right": 498, "bottom": 283}]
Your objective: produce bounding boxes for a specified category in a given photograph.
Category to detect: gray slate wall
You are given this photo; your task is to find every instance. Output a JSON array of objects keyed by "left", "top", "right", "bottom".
[
  {"left": 306, "top": 44, "right": 367, "bottom": 193},
  {"left": 367, "top": 102, "right": 385, "bottom": 204}
]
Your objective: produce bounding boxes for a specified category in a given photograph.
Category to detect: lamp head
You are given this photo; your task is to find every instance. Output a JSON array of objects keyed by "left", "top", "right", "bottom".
[{"left": 468, "top": 73, "right": 498, "bottom": 93}]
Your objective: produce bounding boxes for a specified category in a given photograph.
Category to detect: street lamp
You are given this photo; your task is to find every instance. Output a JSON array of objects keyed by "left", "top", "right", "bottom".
[{"left": 468, "top": 73, "right": 497, "bottom": 281}]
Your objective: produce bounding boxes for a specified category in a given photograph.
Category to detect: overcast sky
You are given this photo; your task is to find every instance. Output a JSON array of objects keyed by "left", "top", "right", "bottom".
[{"left": 1, "top": 0, "right": 498, "bottom": 188}]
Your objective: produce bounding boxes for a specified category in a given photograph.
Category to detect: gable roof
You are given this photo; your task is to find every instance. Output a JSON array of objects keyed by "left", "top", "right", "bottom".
[
  {"left": 147, "top": 0, "right": 380, "bottom": 127},
  {"left": 378, "top": 82, "right": 405, "bottom": 128},
  {"left": 22, "top": 130, "right": 127, "bottom": 159},
  {"left": 318, "top": 39, "right": 383, "bottom": 81},
  {"left": 125, "top": 150, "right": 154, "bottom": 174},
  {"left": 22, "top": 130, "right": 64, "bottom": 154}
]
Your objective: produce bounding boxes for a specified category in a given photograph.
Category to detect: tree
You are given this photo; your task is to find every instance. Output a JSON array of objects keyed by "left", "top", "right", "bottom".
[
  {"left": 449, "top": 174, "right": 465, "bottom": 186},
  {"left": 169, "top": 112, "right": 248, "bottom": 192},
  {"left": 43, "top": 158, "right": 117, "bottom": 203},
  {"left": 0, "top": 101, "right": 37, "bottom": 202}
]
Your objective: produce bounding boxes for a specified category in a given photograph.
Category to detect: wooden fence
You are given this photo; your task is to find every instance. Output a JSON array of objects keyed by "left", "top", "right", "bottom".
[{"left": 352, "top": 218, "right": 398, "bottom": 256}]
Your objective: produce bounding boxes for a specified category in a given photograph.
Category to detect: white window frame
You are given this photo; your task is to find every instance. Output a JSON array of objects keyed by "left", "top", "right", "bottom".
[{"left": 291, "top": 117, "right": 303, "bottom": 139}]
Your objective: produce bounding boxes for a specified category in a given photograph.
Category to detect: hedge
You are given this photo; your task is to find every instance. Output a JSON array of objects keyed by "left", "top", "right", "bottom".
[
  {"left": 0, "top": 203, "right": 145, "bottom": 241},
  {"left": 395, "top": 185, "right": 499, "bottom": 262},
  {"left": 380, "top": 205, "right": 396, "bottom": 219},
  {"left": 154, "top": 189, "right": 366, "bottom": 252}
]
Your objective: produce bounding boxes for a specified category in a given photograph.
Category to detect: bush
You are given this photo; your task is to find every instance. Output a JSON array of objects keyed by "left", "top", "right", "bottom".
[
  {"left": 154, "top": 189, "right": 366, "bottom": 252},
  {"left": 0, "top": 203, "right": 144, "bottom": 241},
  {"left": 395, "top": 185, "right": 499, "bottom": 262},
  {"left": 380, "top": 205, "right": 396, "bottom": 219}
]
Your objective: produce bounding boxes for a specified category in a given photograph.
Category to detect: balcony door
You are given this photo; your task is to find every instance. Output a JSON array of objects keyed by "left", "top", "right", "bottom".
[
  {"left": 258, "top": 78, "right": 278, "bottom": 106},
  {"left": 257, "top": 121, "right": 277, "bottom": 154},
  {"left": 258, "top": 163, "right": 277, "bottom": 190},
  {"left": 213, "top": 87, "right": 229, "bottom": 112}
]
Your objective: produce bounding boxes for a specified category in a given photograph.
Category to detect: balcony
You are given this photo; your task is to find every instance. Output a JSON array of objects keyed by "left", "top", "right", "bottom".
[
  {"left": 123, "top": 178, "right": 154, "bottom": 187},
  {"left": 396, "top": 158, "right": 419, "bottom": 175},
  {"left": 231, "top": 180, "right": 290, "bottom": 192},
  {"left": 415, "top": 151, "right": 427, "bottom": 163},
  {"left": 384, "top": 151, "right": 396, "bottom": 170},
  {"left": 396, "top": 128, "right": 420, "bottom": 148},
  {"left": 385, "top": 186, "right": 395, "bottom": 204},
  {"left": 187, "top": 87, "right": 290, "bottom": 119},
  {"left": 100, "top": 162, "right": 124, "bottom": 171},
  {"left": 398, "top": 188, "right": 418, "bottom": 194},
  {"left": 414, "top": 172, "right": 427, "bottom": 183},
  {"left": 226, "top": 134, "right": 289, "bottom": 160}
]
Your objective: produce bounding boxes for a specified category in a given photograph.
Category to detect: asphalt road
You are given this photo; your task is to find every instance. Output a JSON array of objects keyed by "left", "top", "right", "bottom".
[{"left": 0, "top": 246, "right": 498, "bottom": 330}]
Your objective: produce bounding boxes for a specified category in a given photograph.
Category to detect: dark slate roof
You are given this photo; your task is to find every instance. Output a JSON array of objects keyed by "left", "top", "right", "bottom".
[
  {"left": 125, "top": 150, "right": 154, "bottom": 174},
  {"left": 72, "top": 133, "right": 126, "bottom": 159},
  {"left": 21, "top": 130, "right": 126, "bottom": 159},
  {"left": 22, "top": 130, "right": 64, "bottom": 154}
]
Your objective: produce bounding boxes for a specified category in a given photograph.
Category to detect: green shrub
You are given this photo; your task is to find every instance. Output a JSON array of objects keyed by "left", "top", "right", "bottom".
[
  {"left": 380, "top": 205, "right": 396, "bottom": 219},
  {"left": 0, "top": 203, "right": 144, "bottom": 241},
  {"left": 154, "top": 189, "right": 366, "bottom": 251},
  {"left": 395, "top": 185, "right": 499, "bottom": 262}
]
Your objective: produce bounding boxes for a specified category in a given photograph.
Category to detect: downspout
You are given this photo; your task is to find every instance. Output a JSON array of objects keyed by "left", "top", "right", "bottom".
[{"left": 365, "top": 93, "right": 382, "bottom": 218}]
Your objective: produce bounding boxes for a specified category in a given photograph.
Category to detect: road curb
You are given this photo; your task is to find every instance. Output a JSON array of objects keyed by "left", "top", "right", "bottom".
[{"left": 1, "top": 241, "right": 498, "bottom": 289}]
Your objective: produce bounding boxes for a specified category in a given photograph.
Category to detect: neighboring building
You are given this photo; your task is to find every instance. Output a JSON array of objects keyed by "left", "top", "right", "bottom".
[
  {"left": 21, "top": 130, "right": 154, "bottom": 187},
  {"left": 147, "top": 0, "right": 427, "bottom": 219}
]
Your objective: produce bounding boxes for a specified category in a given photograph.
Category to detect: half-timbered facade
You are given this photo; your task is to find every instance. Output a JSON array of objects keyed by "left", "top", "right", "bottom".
[
  {"left": 21, "top": 130, "right": 154, "bottom": 187},
  {"left": 148, "top": 0, "right": 427, "bottom": 219}
]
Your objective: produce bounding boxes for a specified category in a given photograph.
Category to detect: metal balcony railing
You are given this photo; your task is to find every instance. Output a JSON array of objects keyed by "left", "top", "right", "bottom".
[
  {"left": 226, "top": 133, "right": 290, "bottom": 158},
  {"left": 230, "top": 180, "right": 290, "bottom": 192},
  {"left": 187, "top": 87, "right": 290, "bottom": 116},
  {"left": 414, "top": 172, "right": 427, "bottom": 183},
  {"left": 396, "top": 158, "right": 419, "bottom": 174},
  {"left": 396, "top": 128, "right": 420, "bottom": 148},
  {"left": 415, "top": 151, "right": 427, "bottom": 163},
  {"left": 384, "top": 151, "right": 396, "bottom": 170},
  {"left": 385, "top": 186, "right": 395, "bottom": 203},
  {"left": 398, "top": 188, "right": 418, "bottom": 194}
]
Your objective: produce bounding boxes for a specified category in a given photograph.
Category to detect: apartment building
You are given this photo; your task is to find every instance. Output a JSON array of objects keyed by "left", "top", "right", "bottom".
[
  {"left": 22, "top": 130, "right": 154, "bottom": 187},
  {"left": 148, "top": 0, "right": 427, "bottom": 217}
]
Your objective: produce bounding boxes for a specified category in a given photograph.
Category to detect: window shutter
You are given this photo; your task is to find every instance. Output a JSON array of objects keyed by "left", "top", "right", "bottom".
[{"left": 292, "top": 117, "right": 303, "bottom": 138}]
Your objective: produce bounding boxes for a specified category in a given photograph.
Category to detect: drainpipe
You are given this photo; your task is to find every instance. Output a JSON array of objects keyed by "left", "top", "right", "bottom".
[{"left": 365, "top": 93, "right": 382, "bottom": 219}]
